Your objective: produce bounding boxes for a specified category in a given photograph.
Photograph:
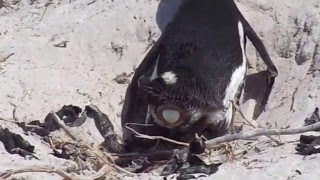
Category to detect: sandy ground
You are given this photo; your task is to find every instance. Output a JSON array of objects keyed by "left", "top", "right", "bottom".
[{"left": 0, "top": 0, "right": 320, "bottom": 179}]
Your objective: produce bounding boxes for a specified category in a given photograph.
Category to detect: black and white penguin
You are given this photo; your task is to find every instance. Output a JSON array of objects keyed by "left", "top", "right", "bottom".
[{"left": 121, "top": 0, "right": 278, "bottom": 151}]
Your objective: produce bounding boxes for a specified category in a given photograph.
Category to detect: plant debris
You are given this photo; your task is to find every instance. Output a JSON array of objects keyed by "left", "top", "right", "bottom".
[
  {"left": 0, "top": 53, "right": 14, "bottom": 63},
  {"left": 15, "top": 105, "right": 89, "bottom": 161},
  {"left": 304, "top": 108, "right": 320, "bottom": 127},
  {"left": 2, "top": 105, "right": 320, "bottom": 179},
  {"left": 113, "top": 72, "right": 133, "bottom": 84},
  {"left": 110, "top": 42, "right": 126, "bottom": 59},
  {"left": 159, "top": 135, "right": 221, "bottom": 179},
  {"left": 296, "top": 135, "right": 320, "bottom": 155},
  {"left": 296, "top": 108, "right": 320, "bottom": 155},
  {"left": 0, "top": 126, "right": 36, "bottom": 159},
  {"left": 53, "top": 40, "right": 69, "bottom": 48},
  {"left": 85, "top": 105, "right": 124, "bottom": 153},
  {"left": 17, "top": 105, "right": 83, "bottom": 137},
  {"left": 16, "top": 104, "right": 222, "bottom": 176},
  {"left": 112, "top": 134, "right": 221, "bottom": 177}
]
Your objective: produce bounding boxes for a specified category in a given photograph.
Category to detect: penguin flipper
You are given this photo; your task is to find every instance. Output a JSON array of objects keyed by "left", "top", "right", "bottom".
[
  {"left": 121, "top": 38, "right": 162, "bottom": 148},
  {"left": 240, "top": 18, "right": 278, "bottom": 76},
  {"left": 240, "top": 18, "right": 278, "bottom": 111}
]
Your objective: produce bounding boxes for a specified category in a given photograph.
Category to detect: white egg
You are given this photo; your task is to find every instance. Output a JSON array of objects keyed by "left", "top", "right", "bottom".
[{"left": 162, "top": 109, "right": 180, "bottom": 124}]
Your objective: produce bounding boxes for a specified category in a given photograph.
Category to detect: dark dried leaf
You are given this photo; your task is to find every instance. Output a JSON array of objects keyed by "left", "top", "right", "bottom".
[
  {"left": 0, "top": 127, "right": 35, "bottom": 158},
  {"left": 304, "top": 108, "right": 320, "bottom": 127},
  {"left": 296, "top": 134, "right": 320, "bottom": 155},
  {"left": 85, "top": 105, "right": 124, "bottom": 153}
]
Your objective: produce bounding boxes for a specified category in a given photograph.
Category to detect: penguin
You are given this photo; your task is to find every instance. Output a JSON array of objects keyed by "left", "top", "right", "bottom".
[{"left": 121, "top": 0, "right": 278, "bottom": 151}]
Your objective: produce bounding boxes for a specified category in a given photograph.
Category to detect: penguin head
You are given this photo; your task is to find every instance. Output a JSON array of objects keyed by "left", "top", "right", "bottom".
[{"left": 141, "top": 69, "right": 224, "bottom": 129}]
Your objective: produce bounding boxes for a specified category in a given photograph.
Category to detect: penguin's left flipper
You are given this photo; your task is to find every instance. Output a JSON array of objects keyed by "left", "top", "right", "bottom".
[
  {"left": 120, "top": 34, "right": 165, "bottom": 151},
  {"left": 240, "top": 17, "right": 278, "bottom": 111}
]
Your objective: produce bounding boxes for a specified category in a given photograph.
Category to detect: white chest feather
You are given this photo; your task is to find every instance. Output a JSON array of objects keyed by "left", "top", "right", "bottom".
[{"left": 222, "top": 21, "right": 247, "bottom": 126}]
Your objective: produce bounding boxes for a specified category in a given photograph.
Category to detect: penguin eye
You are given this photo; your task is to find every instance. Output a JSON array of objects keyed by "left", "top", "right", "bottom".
[{"left": 156, "top": 104, "right": 186, "bottom": 127}]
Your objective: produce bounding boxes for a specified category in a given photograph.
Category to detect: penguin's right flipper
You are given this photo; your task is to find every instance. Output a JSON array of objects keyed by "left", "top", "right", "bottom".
[
  {"left": 240, "top": 17, "right": 278, "bottom": 77},
  {"left": 240, "top": 17, "right": 278, "bottom": 111}
]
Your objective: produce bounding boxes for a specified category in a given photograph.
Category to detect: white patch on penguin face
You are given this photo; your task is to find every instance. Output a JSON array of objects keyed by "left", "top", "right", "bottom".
[
  {"left": 314, "top": 145, "right": 320, "bottom": 149},
  {"left": 222, "top": 21, "right": 247, "bottom": 126},
  {"left": 206, "top": 109, "right": 225, "bottom": 125},
  {"left": 161, "top": 71, "right": 177, "bottom": 85},
  {"left": 190, "top": 109, "right": 202, "bottom": 123}
]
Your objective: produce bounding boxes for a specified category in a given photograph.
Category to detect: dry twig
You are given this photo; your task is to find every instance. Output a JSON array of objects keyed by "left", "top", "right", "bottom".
[
  {"left": 0, "top": 53, "right": 14, "bottom": 63},
  {"left": 0, "top": 165, "right": 127, "bottom": 180},
  {"left": 125, "top": 124, "right": 189, "bottom": 147},
  {"left": 206, "top": 121, "right": 320, "bottom": 148},
  {"left": 39, "top": 1, "right": 52, "bottom": 22},
  {"left": 232, "top": 100, "right": 259, "bottom": 127},
  {"left": 51, "top": 113, "right": 77, "bottom": 140},
  {"left": 232, "top": 101, "right": 282, "bottom": 145},
  {"left": 1, "top": 166, "right": 73, "bottom": 180},
  {"left": 52, "top": 113, "right": 135, "bottom": 176},
  {"left": 0, "top": 117, "right": 14, "bottom": 123}
]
